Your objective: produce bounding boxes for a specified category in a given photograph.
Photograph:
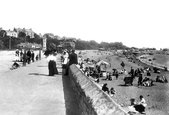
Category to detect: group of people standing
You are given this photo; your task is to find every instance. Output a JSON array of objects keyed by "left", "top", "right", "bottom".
[
  {"left": 47, "top": 49, "right": 78, "bottom": 76},
  {"left": 63, "top": 49, "right": 78, "bottom": 75},
  {"left": 26, "top": 49, "right": 35, "bottom": 64},
  {"left": 15, "top": 49, "right": 39, "bottom": 63}
]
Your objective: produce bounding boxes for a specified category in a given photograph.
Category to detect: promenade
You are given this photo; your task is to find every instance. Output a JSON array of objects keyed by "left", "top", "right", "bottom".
[{"left": 0, "top": 54, "right": 80, "bottom": 115}]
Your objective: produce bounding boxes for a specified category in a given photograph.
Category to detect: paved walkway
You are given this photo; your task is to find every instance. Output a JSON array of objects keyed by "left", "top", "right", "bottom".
[{"left": 0, "top": 54, "right": 81, "bottom": 115}]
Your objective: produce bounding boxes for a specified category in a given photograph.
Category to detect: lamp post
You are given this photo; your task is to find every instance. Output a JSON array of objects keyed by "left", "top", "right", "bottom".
[
  {"left": 9, "top": 36, "right": 11, "bottom": 50},
  {"left": 7, "top": 30, "right": 12, "bottom": 50},
  {"left": 23, "top": 35, "right": 27, "bottom": 66}
]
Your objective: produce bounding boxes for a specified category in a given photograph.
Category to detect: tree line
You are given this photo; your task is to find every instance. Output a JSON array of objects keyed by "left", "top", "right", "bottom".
[{"left": 0, "top": 29, "right": 128, "bottom": 50}]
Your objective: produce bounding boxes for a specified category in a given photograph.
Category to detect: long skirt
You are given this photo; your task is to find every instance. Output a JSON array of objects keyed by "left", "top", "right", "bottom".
[
  {"left": 134, "top": 104, "right": 145, "bottom": 113},
  {"left": 48, "top": 60, "right": 58, "bottom": 76}
]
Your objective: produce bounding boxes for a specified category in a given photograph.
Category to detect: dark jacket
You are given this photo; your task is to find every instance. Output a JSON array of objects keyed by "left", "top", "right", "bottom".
[{"left": 69, "top": 52, "right": 78, "bottom": 65}]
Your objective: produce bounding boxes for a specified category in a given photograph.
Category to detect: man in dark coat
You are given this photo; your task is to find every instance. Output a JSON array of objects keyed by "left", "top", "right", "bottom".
[
  {"left": 102, "top": 83, "right": 109, "bottom": 94},
  {"left": 65, "top": 49, "right": 78, "bottom": 75},
  {"left": 68, "top": 49, "right": 78, "bottom": 66},
  {"left": 130, "top": 67, "right": 135, "bottom": 77},
  {"left": 31, "top": 51, "right": 35, "bottom": 62},
  {"left": 121, "top": 61, "right": 125, "bottom": 69},
  {"left": 138, "top": 73, "right": 143, "bottom": 86},
  {"left": 26, "top": 49, "right": 31, "bottom": 64}
]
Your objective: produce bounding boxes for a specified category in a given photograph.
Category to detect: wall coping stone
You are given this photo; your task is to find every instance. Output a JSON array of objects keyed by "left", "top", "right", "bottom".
[{"left": 69, "top": 64, "right": 128, "bottom": 115}]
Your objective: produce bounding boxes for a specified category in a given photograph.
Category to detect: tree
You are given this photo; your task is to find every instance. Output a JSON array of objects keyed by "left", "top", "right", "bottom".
[
  {"left": 0, "top": 39, "right": 4, "bottom": 49},
  {"left": 48, "top": 43, "right": 56, "bottom": 50},
  {"left": 0, "top": 30, "right": 6, "bottom": 37}
]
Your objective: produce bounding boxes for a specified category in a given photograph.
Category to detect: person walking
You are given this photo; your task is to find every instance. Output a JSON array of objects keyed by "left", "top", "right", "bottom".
[
  {"left": 20, "top": 50, "right": 23, "bottom": 62},
  {"left": 47, "top": 51, "right": 58, "bottom": 76},
  {"left": 65, "top": 49, "right": 78, "bottom": 75},
  {"left": 121, "top": 61, "right": 125, "bottom": 70},
  {"left": 31, "top": 50, "right": 35, "bottom": 62},
  {"left": 130, "top": 67, "right": 135, "bottom": 77},
  {"left": 115, "top": 70, "right": 119, "bottom": 80},
  {"left": 26, "top": 49, "right": 31, "bottom": 64},
  {"left": 138, "top": 73, "right": 143, "bottom": 86}
]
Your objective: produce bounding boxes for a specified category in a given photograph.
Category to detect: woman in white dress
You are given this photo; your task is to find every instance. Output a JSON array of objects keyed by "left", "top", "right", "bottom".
[
  {"left": 47, "top": 52, "right": 58, "bottom": 76},
  {"left": 63, "top": 51, "right": 69, "bottom": 65}
]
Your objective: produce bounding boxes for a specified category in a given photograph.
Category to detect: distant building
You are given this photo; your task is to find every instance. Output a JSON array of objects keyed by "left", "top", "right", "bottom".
[
  {"left": 23, "top": 28, "right": 34, "bottom": 38},
  {"left": 14, "top": 28, "right": 35, "bottom": 38},
  {"left": 6, "top": 29, "right": 18, "bottom": 38},
  {"left": 99, "top": 48, "right": 105, "bottom": 51},
  {"left": 14, "top": 28, "right": 23, "bottom": 35}
]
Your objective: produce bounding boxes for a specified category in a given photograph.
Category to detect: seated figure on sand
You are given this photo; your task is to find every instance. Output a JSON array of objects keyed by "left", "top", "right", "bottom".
[
  {"left": 142, "top": 77, "right": 154, "bottom": 87},
  {"left": 110, "top": 87, "right": 116, "bottom": 97},
  {"left": 10, "top": 61, "right": 20, "bottom": 70},
  {"left": 134, "top": 95, "right": 147, "bottom": 114},
  {"left": 101, "top": 83, "right": 109, "bottom": 94},
  {"left": 156, "top": 76, "right": 168, "bottom": 83},
  {"left": 128, "top": 95, "right": 147, "bottom": 114}
]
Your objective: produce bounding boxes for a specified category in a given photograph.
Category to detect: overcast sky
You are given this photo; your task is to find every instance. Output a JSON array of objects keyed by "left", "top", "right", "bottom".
[{"left": 0, "top": 0, "right": 169, "bottom": 49}]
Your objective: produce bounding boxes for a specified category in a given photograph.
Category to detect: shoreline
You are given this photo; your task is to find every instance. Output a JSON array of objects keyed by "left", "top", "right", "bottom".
[
  {"left": 137, "top": 55, "right": 169, "bottom": 71},
  {"left": 80, "top": 50, "right": 169, "bottom": 115}
]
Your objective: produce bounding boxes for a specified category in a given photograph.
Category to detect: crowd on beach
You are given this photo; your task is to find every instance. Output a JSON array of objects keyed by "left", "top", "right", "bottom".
[{"left": 61, "top": 49, "right": 169, "bottom": 114}]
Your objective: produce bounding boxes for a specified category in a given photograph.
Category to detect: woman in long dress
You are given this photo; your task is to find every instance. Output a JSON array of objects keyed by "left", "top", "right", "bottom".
[
  {"left": 134, "top": 95, "right": 147, "bottom": 114},
  {"left": 47, "top": 52, "right": 58, "bottom": 76},
  {"left": 63, "top": 51, "right": 69, "bottom": 64}
]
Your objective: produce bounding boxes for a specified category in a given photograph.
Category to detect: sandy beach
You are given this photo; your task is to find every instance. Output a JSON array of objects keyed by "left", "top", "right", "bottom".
[{"left": 79, "top": 50, "right": 169, "bottom": 115}]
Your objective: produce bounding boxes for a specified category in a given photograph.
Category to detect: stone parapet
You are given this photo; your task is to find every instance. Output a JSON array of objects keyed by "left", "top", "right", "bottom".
[{"left": 69, "top": 64, "right": 128, "bottom": 115}]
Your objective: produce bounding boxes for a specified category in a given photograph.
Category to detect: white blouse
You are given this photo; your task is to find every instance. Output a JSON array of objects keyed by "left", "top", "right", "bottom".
[{"left": 47, "top": 55, "right": 56, "bottom": 62}]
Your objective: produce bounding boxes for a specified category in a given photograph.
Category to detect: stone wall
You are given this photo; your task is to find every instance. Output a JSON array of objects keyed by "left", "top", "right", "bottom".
[{"left": 69, "top": 64, "right": 128, "bottom": 115}]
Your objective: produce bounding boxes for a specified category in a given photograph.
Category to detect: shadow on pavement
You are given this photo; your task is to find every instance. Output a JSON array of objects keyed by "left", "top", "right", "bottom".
[
  {"left": 29, "top": 73, "right": 63, "bottom": 76},
  {"left": 29, "top": 73, "right": 48, "bottom": 76},
  {"left": 62, "top": 69, "right": 81, "bottom": 115},
  {"left": 37, "top": 65, "right": 48, "bottom": 67},
  {"left": 118, "top": 84, "right": 131, "bottom": 87}
]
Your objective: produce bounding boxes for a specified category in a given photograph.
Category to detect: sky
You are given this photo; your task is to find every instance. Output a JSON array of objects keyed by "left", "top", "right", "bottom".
[{"left": 0, "top": 0, "right": 169, "bottom": 49}]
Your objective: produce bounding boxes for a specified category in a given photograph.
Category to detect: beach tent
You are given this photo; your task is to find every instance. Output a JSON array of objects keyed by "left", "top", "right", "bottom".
[
  {"left": 96, "top": 60, "right": 110, "bottom": 72},
  {"left": 96, "top": 60, "right": 110, "bottom": 66}
]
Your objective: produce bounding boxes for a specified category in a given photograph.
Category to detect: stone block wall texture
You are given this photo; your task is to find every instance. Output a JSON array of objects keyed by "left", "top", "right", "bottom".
[{"left": 69, "top": 64, "right": 128, "bottom": 115}]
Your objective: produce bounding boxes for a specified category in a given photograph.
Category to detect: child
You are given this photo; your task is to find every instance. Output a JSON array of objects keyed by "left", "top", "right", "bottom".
[{"left": 110, "top": 87, "right": 116, "bottom": 97}]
